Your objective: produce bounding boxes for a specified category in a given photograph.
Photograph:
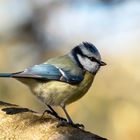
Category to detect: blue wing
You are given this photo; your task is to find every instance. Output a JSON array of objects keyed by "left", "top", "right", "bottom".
[{"left": 12, "top": 64, "right": 83, "bottom": 84}]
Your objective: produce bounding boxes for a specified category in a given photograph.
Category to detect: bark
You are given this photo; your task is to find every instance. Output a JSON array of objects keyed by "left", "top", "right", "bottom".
[{"left": 0, "top": 101, "right": 107, "bottom": 140}]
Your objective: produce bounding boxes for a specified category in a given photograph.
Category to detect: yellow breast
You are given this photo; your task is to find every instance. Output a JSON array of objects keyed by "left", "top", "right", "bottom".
[
  {"left": 17, "top": 72, "right": 94, "bottom": 106},
  {"left": 65, "top": 71, "right": 94, "bottom": 105},
  {"left": 29, "top": 72, "right": 94, "bottom": 106}
]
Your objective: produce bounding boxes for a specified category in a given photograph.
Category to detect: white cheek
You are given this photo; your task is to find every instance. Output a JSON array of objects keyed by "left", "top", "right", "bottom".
[{"left": 77, "top": 55, "right": 99, "bottom": 73}]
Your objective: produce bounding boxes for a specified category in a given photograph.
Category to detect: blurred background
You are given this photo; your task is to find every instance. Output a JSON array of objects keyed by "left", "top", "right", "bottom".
[{"left": 0, "top": 0, "right": 140, "bottom": 139}]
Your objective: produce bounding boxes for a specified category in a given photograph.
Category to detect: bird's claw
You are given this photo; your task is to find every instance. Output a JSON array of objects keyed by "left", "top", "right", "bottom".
[
  {"left": 57, "top": 116, "right": 67, "bottom": 122},
  {"left": 57, "top": 121, "right": 84, "bottom": 129},
  {"left": 73, "top": 123, "right": 84, "bottom": 129}
]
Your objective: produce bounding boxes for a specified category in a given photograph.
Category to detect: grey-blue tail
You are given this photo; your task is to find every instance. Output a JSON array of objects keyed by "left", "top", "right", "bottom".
[
  {"left": 0, "top": 73, "right": 13, "bottom": 77},
  {"left": 0, "top": 72, "right": 24, "bottom": 78}
]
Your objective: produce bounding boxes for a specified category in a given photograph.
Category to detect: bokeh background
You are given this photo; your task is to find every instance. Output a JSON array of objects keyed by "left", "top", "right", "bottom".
[{"left": 0, "top": 0, "right": 140, "bottom": 139}]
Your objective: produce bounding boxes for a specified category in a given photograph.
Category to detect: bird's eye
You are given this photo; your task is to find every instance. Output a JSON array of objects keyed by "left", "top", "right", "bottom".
[{"left": 89, "top": 57, "right": 95, "bottom": 61}]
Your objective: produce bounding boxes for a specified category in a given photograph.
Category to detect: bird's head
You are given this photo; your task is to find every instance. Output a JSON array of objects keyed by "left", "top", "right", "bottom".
[{"left": 70, "top": 42, "right": 106, "bottom": 74}]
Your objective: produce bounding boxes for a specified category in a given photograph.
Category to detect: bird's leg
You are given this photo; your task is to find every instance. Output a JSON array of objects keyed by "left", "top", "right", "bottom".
[
  {"left": 57, "top": 106, "right": 84, "bottom": 129},
  {"left": 47, "top": 105, "right": 67, "bottom": 121},
  {"left": 42, "top": 105, "right": 66, "bottom": 121},
  {"left": 62, "top": 106, "right": 73, "bottom": 124}
]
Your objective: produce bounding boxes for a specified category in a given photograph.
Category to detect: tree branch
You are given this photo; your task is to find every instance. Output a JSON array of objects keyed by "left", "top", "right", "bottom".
[{"left": 0, "top": 101, "right": 107, "bottom": 140}]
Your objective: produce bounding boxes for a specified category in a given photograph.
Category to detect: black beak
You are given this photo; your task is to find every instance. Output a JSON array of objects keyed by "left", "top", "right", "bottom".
[{"left": 99, "top": 61, "right": 107, "bottom": 66}]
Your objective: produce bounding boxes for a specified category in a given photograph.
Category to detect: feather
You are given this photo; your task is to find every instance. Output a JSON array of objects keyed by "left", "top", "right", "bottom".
[{"left": 12, "top": 64, "right": 83, "bottom": 84}]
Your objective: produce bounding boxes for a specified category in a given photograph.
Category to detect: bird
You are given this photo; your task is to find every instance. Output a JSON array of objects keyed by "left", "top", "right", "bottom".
[{"left": 0, "top": 42, "right": 106, "bottom": 128}]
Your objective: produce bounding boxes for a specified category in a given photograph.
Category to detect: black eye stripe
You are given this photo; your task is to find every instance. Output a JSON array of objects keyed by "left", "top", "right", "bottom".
[
  {"left": 88, "top": 57, "right": 99, "bottom": 63},
  {"left": 89, "top": 57, "right": 96, "bottom": 61},
  {"left": 82, "top": 54, "right": 100, "bottom": 64}
]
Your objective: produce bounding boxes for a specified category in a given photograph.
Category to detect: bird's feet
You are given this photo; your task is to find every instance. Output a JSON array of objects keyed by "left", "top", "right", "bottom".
[
  {"left": 41, "top": 110, "right": 67, "bottom": 122},
  {"left": 57, "top": 121, "right": 84, "bottom": 129}
]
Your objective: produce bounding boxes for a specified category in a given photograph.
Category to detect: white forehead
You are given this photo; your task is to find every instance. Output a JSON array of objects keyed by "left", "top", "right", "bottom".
[{"left": 79, "top": 44, "right": 101, "bottom": 60}]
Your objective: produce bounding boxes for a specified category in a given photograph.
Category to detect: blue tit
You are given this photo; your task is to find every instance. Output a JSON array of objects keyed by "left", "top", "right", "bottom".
[{"left": 0, "top": 42, "right": 106, "bottom": 127}]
